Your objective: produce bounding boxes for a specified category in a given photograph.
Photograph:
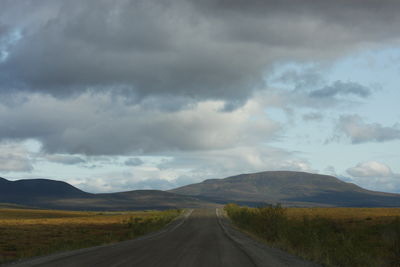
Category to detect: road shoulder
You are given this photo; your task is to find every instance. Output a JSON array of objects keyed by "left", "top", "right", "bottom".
[{"left": 216, "top": 208, "right": 319, "bottom": 267}]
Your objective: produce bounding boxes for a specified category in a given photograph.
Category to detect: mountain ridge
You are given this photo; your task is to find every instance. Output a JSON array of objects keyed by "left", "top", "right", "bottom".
[
  {"left": 170, "top": 171, "right": 400, "bottom": 207},
  {"left": 2, "top": 171, "right": 400, "bottom": 209},
  {"left": 0, "top": 177, "right": 210, "bottom": 210}
]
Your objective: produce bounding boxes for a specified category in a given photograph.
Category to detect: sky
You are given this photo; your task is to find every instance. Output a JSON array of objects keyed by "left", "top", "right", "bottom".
[{"left": 0, "top": 0, "right": 399, "bottom": 193}]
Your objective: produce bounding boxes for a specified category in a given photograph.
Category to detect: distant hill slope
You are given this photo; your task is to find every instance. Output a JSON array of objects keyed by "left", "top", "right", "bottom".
[
  {"left": 51, "top": 190, "right": 213, "bottom": 211},
  {"left": 170, "top": 171, "right": 400, "bottom": 207},
  {"left": 0, "top": 177, "right": 89, "bottom": 201},
  {"left": 3, "top": 172, "right": 400, "bottom": 209},
  {"left": 0, "top": 177, "right": 211, "bottom": 210}
]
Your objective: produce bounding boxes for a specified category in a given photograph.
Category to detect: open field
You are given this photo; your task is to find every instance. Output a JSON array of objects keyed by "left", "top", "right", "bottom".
[
  {"left": 286, "top": 207, "right": 400, "bottom": 221},
  {"left": 0, "top": 208, "right": 181, "bottom": 264},
  {"left": 225, "top": 204, "right": 400, "bottom": 267}
]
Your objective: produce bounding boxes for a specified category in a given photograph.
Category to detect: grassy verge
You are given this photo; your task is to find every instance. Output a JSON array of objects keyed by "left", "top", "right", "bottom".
[
  {"left": 224, "top": 204, "right": 400, "bottom": 267},
  {"left": 0, "top": 208, "right": 181, "bottom": 264}
]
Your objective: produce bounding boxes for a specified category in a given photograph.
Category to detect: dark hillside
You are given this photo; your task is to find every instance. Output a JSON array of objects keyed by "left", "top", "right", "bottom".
[
  {"left": 0, "top": 177, "right": 211, "bottom": 210},
  {"left": 170, "top": 171, "right": 400, "bottom": 207}
]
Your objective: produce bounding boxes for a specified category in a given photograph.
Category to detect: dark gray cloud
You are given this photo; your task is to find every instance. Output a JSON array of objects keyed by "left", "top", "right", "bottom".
[
  {"left": 269, "top": 68, "right": 373, "bottom": 107},
  {"left": 258, "top": 84, "right": 371, "bottom": 112},
  {"left": 309, "top": 81, "right": 371, "bottom": 98},
  {"left": 0, "top": 24, "right": 10, "bottom": 45},
  {"left": 124, "top": 158, "right": 144, "bottom": 166},
  {"left": 1, "top": 0, "right": 400, "bottom": 164},
  {"left": 336, "top": 115, "right": 400, "bottom": 144},
  {"left": 45, "top": 154, "right": 86, "bottom": 165},
  {"left": 273, "top": 68, "right": 325, "bottom": 90},
  {"left": 0, "top": 0, "right": 262, "bottom": 103},
  {"left": 191, "top": 0, "right": 400, "bottom": 51},
  {"left": 0, "top": 24, "right": 7, "bottom": 35},
  {"left": 1, "top": 0, "right": 400, "bottom": 104},
  {"left": 0, "top": 23, "right": 12, "bottom": 62}
]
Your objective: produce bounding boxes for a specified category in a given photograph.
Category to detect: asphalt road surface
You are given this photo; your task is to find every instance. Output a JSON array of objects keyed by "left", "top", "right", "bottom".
[{"left": 10, "top": 209, "right": 316, "bottom": 267}]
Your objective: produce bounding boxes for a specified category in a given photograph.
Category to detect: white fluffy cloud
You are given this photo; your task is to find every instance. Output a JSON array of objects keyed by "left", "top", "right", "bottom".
[
  {"left": 346, "top": 161, "right": 400, "bottom": 193},
  {"left": 347, "top": 161, "right": 393, "bottom": 178},
  {"left": 0, "top": 93, "right": 280, "bottom": 155},
  {"left": 159, "top": 145, "right": 314, "bottom": 181},
  {"left": 0, "top": 142, "right": 33, "bottom": 172}
]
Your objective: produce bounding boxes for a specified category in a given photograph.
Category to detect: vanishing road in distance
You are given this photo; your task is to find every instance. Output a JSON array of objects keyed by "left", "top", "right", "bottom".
[{"left": 10, "top": 209, "right": 316, "bottom": 267}]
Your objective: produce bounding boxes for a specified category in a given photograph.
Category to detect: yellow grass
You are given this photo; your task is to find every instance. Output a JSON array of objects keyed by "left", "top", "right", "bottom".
[
  {"left": 286, "top": 207, "right": 400, "bottom": 223},
  {"left": 0, "top": 208, "right": 156, "bottom": 225},
  {"left": 0, "top": 208, "right": 180, "bottom": 264},
  {"left": 225, "top": 204, "right": 400, "bottom": 267}
]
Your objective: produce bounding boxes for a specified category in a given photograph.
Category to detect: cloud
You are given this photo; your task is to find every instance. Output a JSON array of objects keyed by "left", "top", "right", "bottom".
[
  {"left": 346, "top": 161, "right": 400, "bottom": 193},
  {"left": 127, "top": 178, "right": 175, "bottom": 190},
  {"left": 75, "top": 177, "right": 176, "bottom": 193},
  {"left": 159, "top": 145, "right": 314, "bottom": 181},
  {"left": 335, "top": 115, "right": 400, "bottom": 143},
  {"left": 271, "top": 66, "right": 326, "bottom": 90},
  {"left": 1, "top": 0, "right": 400, "bottom": 104},
  {"left": 45, "top": 154, "right": 86, "bottom": 165},
  {"left": 71, "top": 166, "right": 181, "bottom": 193},
  {"left": 309, "top": 81, "right": 371, "bottom": 98},
  {"left": 266, "top": 66, "right": 374, "bottom": 110},
  {"left": 302, "top": 112, "right": 324, "bottom": 122},
  {"left": 0, "top": 26, "right": 22, "bottom": 63},
  {"left": 1, "top": 0, "right": 400, "bottom": 193},
  {"left": 191, "top": 0, "right": 400, "bottom": 47},
  {"left": 124, "top": 158, "right": 144, "bottom": 166},
  {"left": 347, "top": 161, "right": 393, "bottom": 178},
  {"left": 0, "top": 0, "right": 262, "bottom": 103},
  {"left": 0, "top": 142, "right": 33, "bottom": 172},
  {"left": 323, "top": 166, "right": 337, "bottom": 176},
  {"left": 0, "top": 24, "right": 11, "bottom": 61},
  {"left": 67, "top": 144, "right": 314, "bottom": 192},
  {"left": 0, "top": 93, "right": 280, "bottom": 155}
]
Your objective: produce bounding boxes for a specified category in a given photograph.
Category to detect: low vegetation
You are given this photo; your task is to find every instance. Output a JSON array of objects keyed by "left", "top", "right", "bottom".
[
  {"left": 0, "top": 208, "right": 181, "bottom": 264},
  {"left": 225, "top": 204, "right": 400, "bottom": 267}
]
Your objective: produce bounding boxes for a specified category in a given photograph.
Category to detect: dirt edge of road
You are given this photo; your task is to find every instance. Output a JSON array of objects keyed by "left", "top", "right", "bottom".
[{"left": 216, "top": 208, "right": 319, "bottom": 267}]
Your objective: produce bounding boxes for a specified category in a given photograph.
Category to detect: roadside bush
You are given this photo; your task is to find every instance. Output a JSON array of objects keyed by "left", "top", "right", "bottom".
[
  {"left": 383, "top": 218, "right": 400, "bottom": 266},
  {"left": 225, "top": 204, "right": 400, "bottom": 267},
  {"left": 124, "top": 209, "right": 180, "bottom": 236},
  {"left": 225, "top": 203, "right": 287, "bottom": 241},
  {"left": 255, "top": 204, "right": 287, "bottom": 241}
]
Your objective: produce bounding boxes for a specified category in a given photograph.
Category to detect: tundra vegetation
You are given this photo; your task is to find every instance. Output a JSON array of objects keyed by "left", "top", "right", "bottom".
[
  {"left": 0, "top": 208, "right": 181, "bottom": 264},
  {"left": 224, "top": 204, "right": 400, "bottom": 267}
]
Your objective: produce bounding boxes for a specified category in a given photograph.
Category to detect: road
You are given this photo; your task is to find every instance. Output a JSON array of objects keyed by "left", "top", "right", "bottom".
[{"left": 10, "top": 209, "right": 316, "bottom": 267}]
